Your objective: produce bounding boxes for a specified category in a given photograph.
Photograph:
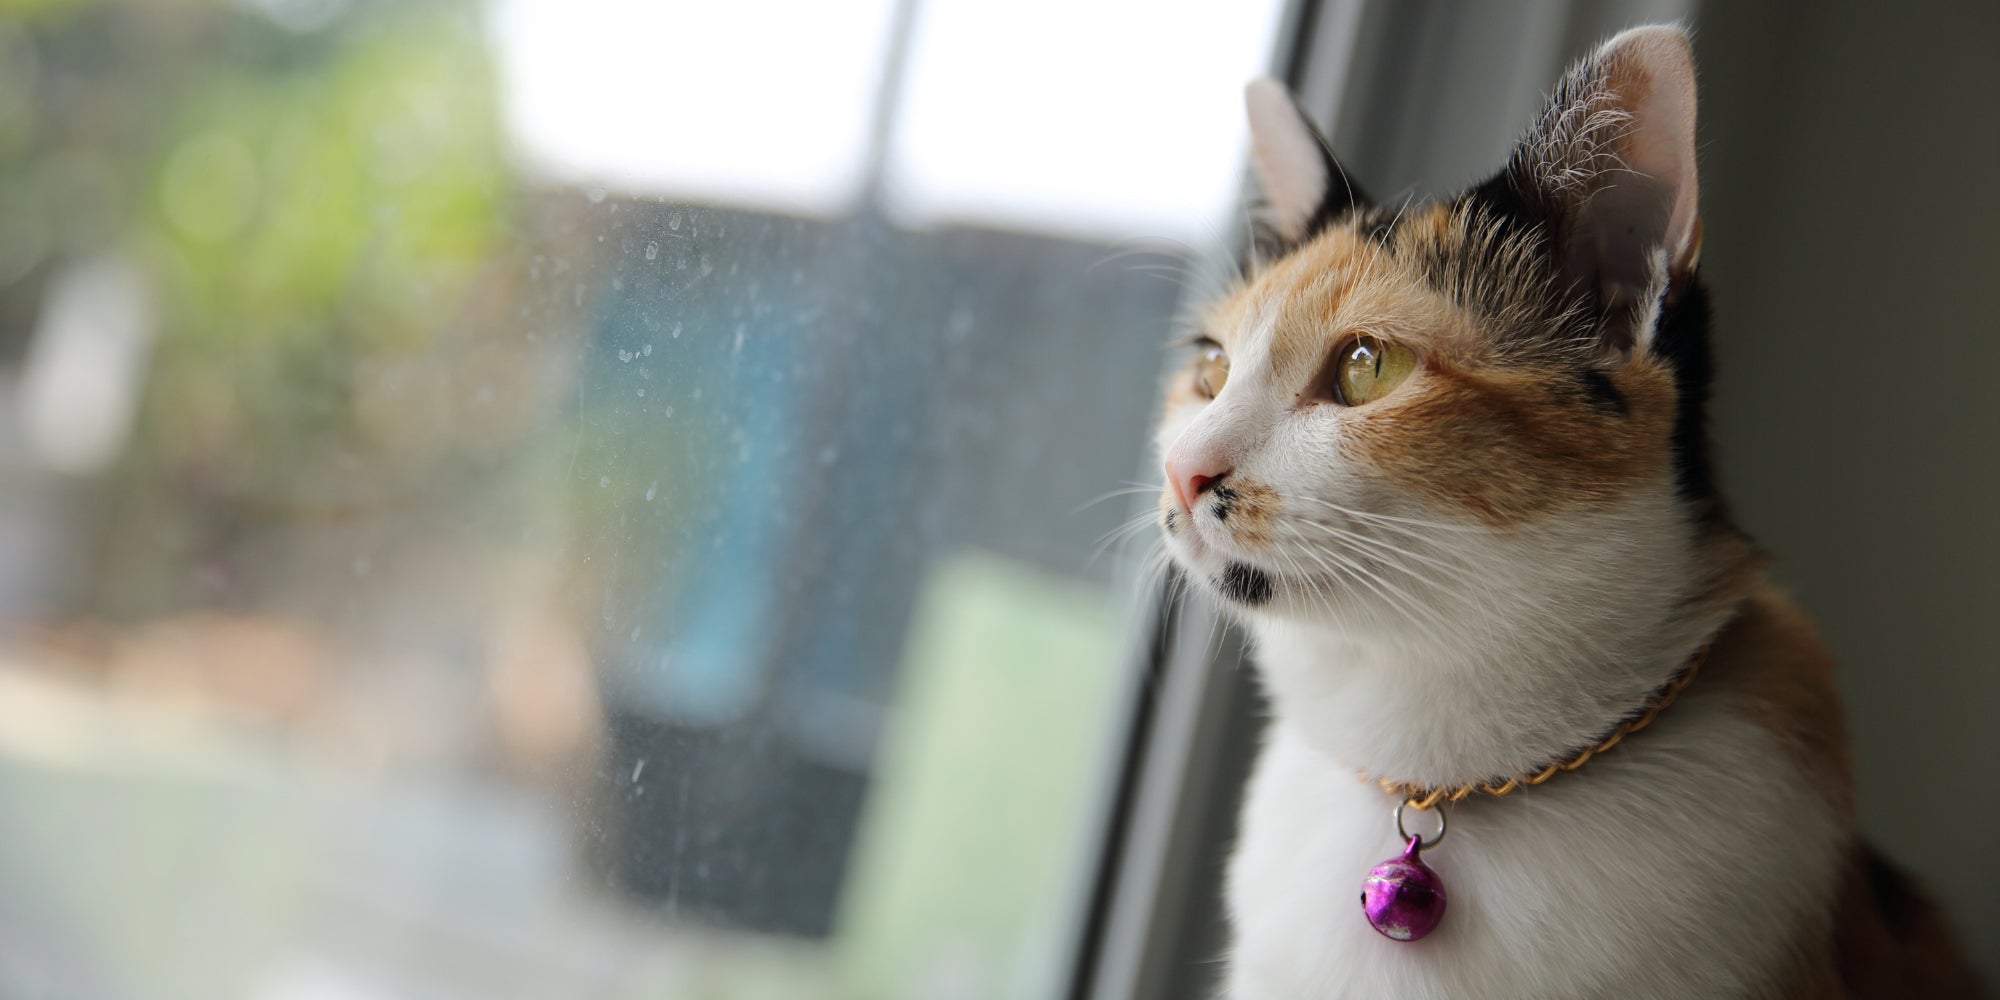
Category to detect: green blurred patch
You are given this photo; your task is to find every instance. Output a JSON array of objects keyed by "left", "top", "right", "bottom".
[{"left": 837, "top": 550, "right": 1122, "bottom": 1000}]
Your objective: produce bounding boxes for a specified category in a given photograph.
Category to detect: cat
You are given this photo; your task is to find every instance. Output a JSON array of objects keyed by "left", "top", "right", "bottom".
[{"left": 1153, "top": 25, "right": 1984, "bottom": 999}]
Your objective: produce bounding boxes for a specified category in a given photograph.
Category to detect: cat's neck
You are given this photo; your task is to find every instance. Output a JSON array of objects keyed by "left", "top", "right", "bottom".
[{"left": 1245, "top": 526, "right": 1756, "bottom": 791}]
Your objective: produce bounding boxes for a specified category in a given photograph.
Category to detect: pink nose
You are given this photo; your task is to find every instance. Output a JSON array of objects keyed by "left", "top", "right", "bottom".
[{"left": 1167, "top": 456, "right": 1232, "bottom": 515}]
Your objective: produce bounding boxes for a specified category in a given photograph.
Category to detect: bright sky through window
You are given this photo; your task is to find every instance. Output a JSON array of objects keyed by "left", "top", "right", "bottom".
[
  {"left": 882, "top": 0, "right": 1285, "bottom": 241},
  {"left": 489, "top": 0, "right": 902, "bottom": 218},
  {"left": 490, "top": 0, "right": 1285, "bottom": 242}
]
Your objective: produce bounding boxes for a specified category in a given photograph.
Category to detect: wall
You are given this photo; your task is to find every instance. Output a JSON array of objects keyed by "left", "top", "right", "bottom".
[{"left": 1697, "top": 0, "right": 2000, "bottom": 973}]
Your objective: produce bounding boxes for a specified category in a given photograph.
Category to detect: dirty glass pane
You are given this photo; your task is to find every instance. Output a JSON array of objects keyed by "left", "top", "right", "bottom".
[{"left": 0, "top": 1, "right": 1281, "bottom": 997}]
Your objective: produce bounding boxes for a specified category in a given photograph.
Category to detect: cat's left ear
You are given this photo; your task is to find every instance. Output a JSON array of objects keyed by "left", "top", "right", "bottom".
[
  {"left": 1499, "top": 25, "right": 1701, "bottom": 355},
  {"left": 1245, "top": 77, "right": 1367, "bottom": 245}
]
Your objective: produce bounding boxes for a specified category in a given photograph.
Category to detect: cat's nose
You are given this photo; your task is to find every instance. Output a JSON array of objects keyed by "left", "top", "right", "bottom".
[{"left": 1167, "top": 454, "right": 1232, "bottom": 516}]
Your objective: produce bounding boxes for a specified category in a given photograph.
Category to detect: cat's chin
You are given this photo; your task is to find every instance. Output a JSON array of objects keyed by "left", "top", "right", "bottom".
[
  {"left": 1214, "top": 561, "right": 1275, "bottom": 606},
  {"left": 1164, "top": 541, "right": 1279, "bottom": 610},
  {"left": 1168, "top": 547, "right": 1379, "bottom": 623}
]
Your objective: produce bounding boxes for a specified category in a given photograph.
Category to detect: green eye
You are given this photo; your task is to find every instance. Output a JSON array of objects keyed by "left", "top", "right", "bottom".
[
  {"left": 1334, "top": 335, "right": 1416, "bottom": 406},
  {"left": 1194, "top": 345, "right": 1229, "bottom": 399}
]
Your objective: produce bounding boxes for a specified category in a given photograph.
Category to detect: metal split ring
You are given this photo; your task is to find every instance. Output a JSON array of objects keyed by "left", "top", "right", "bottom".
[{"left": 1394, "top": 798, "right": 1447, "bottom": 849}]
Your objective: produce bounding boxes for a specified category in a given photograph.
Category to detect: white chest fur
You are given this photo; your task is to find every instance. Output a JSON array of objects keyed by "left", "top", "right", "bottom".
[{"left": 1223, "top": 680, "right": 1846, "bottom": 999}]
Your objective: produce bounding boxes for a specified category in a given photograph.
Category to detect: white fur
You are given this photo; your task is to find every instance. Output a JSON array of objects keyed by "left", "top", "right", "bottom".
[
  {"left": 1225, "top": 691, "right": 1843, "bottom": 999},
  {"left": 1160, "top": 353, "right": 1849, "bottom": 997},
  {"left": 1201, "top": 491, "right": 1846, "bottom": 997},
  {"left": 1163, "top": 475, "right": 1849, "bottom": 996}
]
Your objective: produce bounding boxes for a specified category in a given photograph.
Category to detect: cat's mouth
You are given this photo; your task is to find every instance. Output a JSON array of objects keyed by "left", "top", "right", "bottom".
[
  {"left": 1160, "top": 488, "right": 1284, "bottom": 608},
  {"left": 1161, "top": 518, "right": 1280, "bottom": 607}
]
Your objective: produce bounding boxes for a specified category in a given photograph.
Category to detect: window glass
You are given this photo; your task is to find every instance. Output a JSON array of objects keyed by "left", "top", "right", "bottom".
[{"left": 0, "top": 1, "right": 1280, "bottom": 997}]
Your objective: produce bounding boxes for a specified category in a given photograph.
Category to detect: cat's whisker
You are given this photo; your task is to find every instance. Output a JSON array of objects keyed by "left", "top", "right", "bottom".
[
  {"left": 1286, "top": 540, "right": 1451, "bottom": 637},
  {"left": 1069, "top": 484, "right": 1165, "bottom": 516},
  {"left": 1270, "top": 512, "right": 1464, "bottom": 591},
  {"left": 1086, "top": 242, "right": 1195, "bottom": 276},
  {"left": 1322, "top": 539, "right": 1468, "bottom": 638},
  {"left": 1287, "top": 520, "right": 1466, "bottom": 593},
  {"left": 1296, "top": 549, "right": 1416, "bottom": 637},
  {"left": 1288, "top": 515, "right": 1458, "bottom": 568},
  {"left": 1089, "top": 511, "right": 1167, "bottom": 568},
  {"left": 1284, "top": 494, "right": 1484, "bottom": 534}
]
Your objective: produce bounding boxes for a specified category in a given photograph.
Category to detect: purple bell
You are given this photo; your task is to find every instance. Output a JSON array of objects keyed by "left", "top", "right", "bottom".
[{"left": 1361, "top": 834, "right": 1447, "bottom": 941}]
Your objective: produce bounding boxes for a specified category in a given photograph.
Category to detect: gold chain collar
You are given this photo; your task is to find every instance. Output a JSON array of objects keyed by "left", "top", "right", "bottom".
[{"left": 1368, "top": 642, "right": 1713, "bottom": 812}]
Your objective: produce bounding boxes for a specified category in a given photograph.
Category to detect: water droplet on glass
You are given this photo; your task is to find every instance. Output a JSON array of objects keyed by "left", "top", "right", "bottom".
[
  {"left": 645, "top": 481, "right": 658, "bottom": 501},
  {"left": 818, "top": 446, "right": 838, "bottom": 466},
  {"left": 636, "top": 387, "right": 646, "bottom": 397},
  {"left": 671, "top": 323, "right": 682, "bottom": 339},
  {"left": 644, "top": 242, "right": 659, "bottom": 261},
  {"left": 617, "top": 349, "right": 633, "bottom": 362},
  {"left": 631, "top": 757, "right": 647, "bottom": 781},
  {"left": 664, "top": 405, "right": 674, "bottom": 418},
  {"left": 948, "top": 304, "right": 975, "bottom": 340},
  {"left": 586, "top": 186, "right": 607, "bottom": 204},
  {"left": 598, "top": 476, "right": 611, "bottom": 488},
  {"left": 668, "top": 209, "right": 684, "bottom": 230},
  {"left": 641, "top": 343, "right": 652, "bottom": 357}
]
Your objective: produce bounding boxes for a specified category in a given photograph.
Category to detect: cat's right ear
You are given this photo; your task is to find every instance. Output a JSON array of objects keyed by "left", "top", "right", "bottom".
[
  {"left": 1245, "top": 78, "right": 1366, "bottom": 245},
  {"left": 1493, "top": 26, "right": 1701, "bottom": 356}
]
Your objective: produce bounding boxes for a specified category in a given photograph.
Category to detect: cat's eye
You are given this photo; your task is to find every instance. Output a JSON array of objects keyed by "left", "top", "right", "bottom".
[
  {"left": 1332, "top": 335, "right": 1417, "bottom": 406},
  {"left": 1193, "top": 343, "right": 1230, "bottom": 399}
]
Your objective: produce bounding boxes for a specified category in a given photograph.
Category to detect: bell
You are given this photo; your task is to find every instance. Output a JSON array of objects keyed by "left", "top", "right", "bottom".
[{"left": 1360, "top": 834, "right": 1447, "bottom": 941}]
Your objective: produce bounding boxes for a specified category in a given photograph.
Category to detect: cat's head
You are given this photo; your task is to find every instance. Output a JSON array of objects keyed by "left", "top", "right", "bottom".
[{"left": 1157, "top": 26, "right": 1730, "bottom": 638}]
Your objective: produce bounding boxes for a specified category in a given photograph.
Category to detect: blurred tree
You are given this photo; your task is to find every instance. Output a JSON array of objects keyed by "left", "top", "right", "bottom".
[{"left": 0, "top": 0, "right": 523, "bottom": 616}]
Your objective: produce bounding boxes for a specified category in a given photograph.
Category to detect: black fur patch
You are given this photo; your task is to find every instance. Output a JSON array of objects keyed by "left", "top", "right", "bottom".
[
  {"left": 1305, "top": 165, "right": 1370, "bottom": 239},
  {"left": 1577, "top": 368, "right": 1626, "bottom": 413},
  {"left": 1210, "top": 484, "right": 1240, "bottom": 521},
  {"left": 1454, "top": 174, "right": 1731, "bottom": 528},
  {"left": 1647, "top": 280, "right": 1730, "bottom": 526},
  {"left": 1862, "top": 843, "right": 1924, "bottom": 936},
  {"left": 1218, "top": 562, "right": 1273, "bottom": 605}
]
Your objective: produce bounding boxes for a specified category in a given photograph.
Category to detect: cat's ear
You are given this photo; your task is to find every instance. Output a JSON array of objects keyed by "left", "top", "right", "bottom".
[
  {"left": 1502, "top": 25, "right": 1700, "bottom": 355},
  {"left": 1245, "top": 77, "right": 1366, "bottom": 245}
]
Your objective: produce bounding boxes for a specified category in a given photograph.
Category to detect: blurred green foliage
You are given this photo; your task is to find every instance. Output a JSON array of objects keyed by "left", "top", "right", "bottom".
[{"left": 1, "top": 1, "right": 526, "bottom": 612}]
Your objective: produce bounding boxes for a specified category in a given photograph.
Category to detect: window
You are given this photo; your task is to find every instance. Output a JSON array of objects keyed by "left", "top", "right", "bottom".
[
  {"left": 0, "top": 1, "right": 1282, "bottom": 997},
  {"left": 25, "top": 4, "right": 1980, "bottom": 999}
]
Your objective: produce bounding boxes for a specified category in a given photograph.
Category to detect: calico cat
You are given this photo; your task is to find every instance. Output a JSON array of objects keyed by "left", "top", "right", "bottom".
[{"left": 1153, "top": 25, "right": 1983, "bottom": 999}]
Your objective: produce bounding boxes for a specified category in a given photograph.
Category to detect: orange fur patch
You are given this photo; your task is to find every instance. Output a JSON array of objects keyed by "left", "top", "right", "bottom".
[
  {"left": 1694, "top": 583, "right": 1985, "bottom": 996},
  {"left": 1341, "top": 357, "right": 1677, "bottom": 524},
  {"left": 1701, "top": 582, "right": 1854, "bottom": 815},
  {"left": 1188, "top": 207, "right": 1681, "bottom": 526},
  {"left": 1217, "top": 478, "right": 1280, "bottom": 548}
]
